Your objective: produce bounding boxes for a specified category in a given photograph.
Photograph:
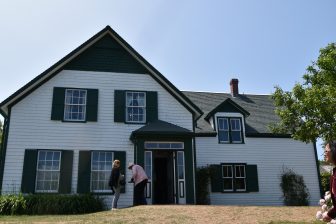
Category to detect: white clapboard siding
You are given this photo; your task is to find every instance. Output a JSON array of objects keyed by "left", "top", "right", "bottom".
[
  {"left": 2, "top": 70, "right": 193, "bottom": 208},
  {"left": 195, "top": 137, "right": 320, "bottom": 206}
]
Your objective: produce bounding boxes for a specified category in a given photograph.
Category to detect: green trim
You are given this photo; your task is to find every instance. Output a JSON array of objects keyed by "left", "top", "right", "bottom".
[
  {"left": 205, "top": 98, "right": 250, "bottom": 121},
  {"left": 210, "top": 164, "right": 222, "bottom": 192},
  {"left": 146, "top": 91, "right": 158, "bottom": 122},
  {"left": 246, "top": 133, "right": 291, "bottom": 138},
  {"left": 59, "top": 150, "right": 74, "bottom": 193},
  {"left": 64, "top": 35, "right": 148, "bottom": 74},
  {"left": 192, "top": 115, "right": 197, "bottom": 204},
  {"left": 86, "top": 89, "right": 99, "bottom": 122},
  {"left": 114, "top": 90, "right": 125, "bottom": 122},
  {"left": 246, "top": 164, "right": 259, "bottom": 192},
  {"left": 51, "top": 87, "right": 65, "bottom": 120},
  {"left": 0, "top": 109, "right": 10, "bottom": 192},
  {"left": 0, "top": 26, "right": 203, "bottom": 120},
  {"left": 21, "top": 149, "right": 38, "bottom": 193},
  {"left": 184, "top": 138, "right": 195, "bottom": 204},
  {"left": 77, "top": 151, "right": 91, "bottom": 193},
  {"left": 313, "top": 141, "right": 323, "bottom": 198},
  {"left": 194, "top": 132, "right": 217, "bottom": 137}
]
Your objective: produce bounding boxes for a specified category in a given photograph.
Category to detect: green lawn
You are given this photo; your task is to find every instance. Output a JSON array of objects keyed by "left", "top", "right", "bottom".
[{"left": 0, "top": 205, "right": 325, "bottom": 224}]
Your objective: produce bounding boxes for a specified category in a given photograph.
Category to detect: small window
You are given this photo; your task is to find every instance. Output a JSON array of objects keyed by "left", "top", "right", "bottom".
[
  {"left": 126, "top": 92, "right": 146, "bottom": 123},
  {"left": 35, "top": 151, "right": 61, "bottom": 193},
  {"left": 221, "top": 164, "right": 246, "bottom": 192},
  {"left": 217, "top": 117, "right": 243, "bottom": 143},
  {"left": 91, "top": 151, "right": 113, "bottom": 192},
  {"left": 64, "top": 89, "right": 87, "bottom": 121}
]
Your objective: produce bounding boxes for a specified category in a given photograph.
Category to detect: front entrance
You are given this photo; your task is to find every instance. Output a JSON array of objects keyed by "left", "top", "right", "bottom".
[
  {"left": 153, "top": 151, "right": 174, "bottom": 204},
  {"left": 143, "top": 142, "right": 186, "bottom": 204}
]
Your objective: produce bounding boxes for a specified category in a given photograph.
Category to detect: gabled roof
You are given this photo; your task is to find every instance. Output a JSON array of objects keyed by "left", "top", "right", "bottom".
[
  {"left": 204, "top": 98, "right": 250, "bottom": 121},
  {"left": 183, "top": 91, "right": 288, "bottom": 136},
  {"left": 0, "top": 26, "right": 203, "bottom": 120},
  {"left": 130, "top": 120, "right": 193, "bottom": 140}
]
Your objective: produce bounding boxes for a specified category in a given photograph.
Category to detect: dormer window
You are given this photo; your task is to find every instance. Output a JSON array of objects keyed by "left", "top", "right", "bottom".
[{"left": 217, "top": 117, "right": 243, "bottom": 143}]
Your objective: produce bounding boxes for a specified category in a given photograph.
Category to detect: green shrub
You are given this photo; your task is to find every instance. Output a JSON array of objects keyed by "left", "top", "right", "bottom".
[
  {"left": 0, "top": 194, "right": 105, "bottom": 215},
  {"left": 24, "top": 194, "right": 105, "bottom": 215},
  {"left": 320, "top": 172, "right": 331, "bottom": 193},
  {"left": 0, "top": 193, "right": 26, "bottom": 215},
  {"left": 280, "top": 167, "right": 310, "bottom": 206},
  {"left": 196, "top": 167, "right": 210, "bottom": 205}
]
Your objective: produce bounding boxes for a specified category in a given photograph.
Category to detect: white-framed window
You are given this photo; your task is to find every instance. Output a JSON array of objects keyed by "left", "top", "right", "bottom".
[
  {"left": 35, "top": 150, "right": 61, "bottom": 193},
  {"left": 91, "top": 151, "right": 113, "bottom": 192},
  {"left": 234, "top": 165, "right": 246, "bottom": 191},
  {"left": 222, "top": 165, "right": 233, "bottom": 191},
  {"left": 126, "top": 91, "right": 146, "bottom": 123},
  {"left": 64, "top": 89, "right": 87, "bottom": 121},
  {"left": 217, "top": 117, "right": 243, "bottom": 143},
  {"left": 222, "top": 164, "right": 246, "bottom": 192},
  {"left": 218, "top": 118, "right": 229, "bottom": 143},
  {"left": 144, "top": 142, "right": 184, "bottom": 150}
]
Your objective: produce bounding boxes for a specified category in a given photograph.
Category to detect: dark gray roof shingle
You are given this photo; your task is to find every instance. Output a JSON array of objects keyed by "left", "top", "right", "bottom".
[{"left": 182, "top": 91, "right": 280, "bottom": 135}]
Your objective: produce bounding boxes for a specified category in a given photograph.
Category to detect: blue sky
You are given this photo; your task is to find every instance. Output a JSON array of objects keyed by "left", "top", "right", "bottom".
[{"left": 0, "top": 0, "right": 335, "bottom": 159}]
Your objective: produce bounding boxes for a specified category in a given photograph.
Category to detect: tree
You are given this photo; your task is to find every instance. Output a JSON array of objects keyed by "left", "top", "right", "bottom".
[{"left": 272, "top": 43, "right": 336, "bottom": 143}]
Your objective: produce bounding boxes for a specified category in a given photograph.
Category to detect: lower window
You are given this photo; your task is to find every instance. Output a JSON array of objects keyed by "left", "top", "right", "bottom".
[
  {"left": 222, "top": 164, "right": 246, "bottom": 192},
  {"left": 91, "top": 151, "right": 113, "bottom": 192},
  {"left": 35, "top": 150, "right": 61, "bottom": 193}
]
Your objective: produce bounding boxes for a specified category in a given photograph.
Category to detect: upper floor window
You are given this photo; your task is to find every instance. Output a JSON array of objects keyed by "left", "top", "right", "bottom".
[
  {"left": 217, "top": 117, "right": 243, "bottom": 143},
  {"left": 126, "top": 92, "right": 146, "bottom": 123},
  {"left": 91, "top": 151, "right": 113, "bottom": 192},
  {"left": 35, "top": 150, "right": 61, "bottom": 193},
  {"left": 64, "top": 89, "right": 87, "bottom": 121}
]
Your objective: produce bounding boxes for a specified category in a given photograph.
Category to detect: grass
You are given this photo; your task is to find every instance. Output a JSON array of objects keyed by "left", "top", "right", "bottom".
[{"left": 0, "top": 205, "right": 325, "bottom": 224}]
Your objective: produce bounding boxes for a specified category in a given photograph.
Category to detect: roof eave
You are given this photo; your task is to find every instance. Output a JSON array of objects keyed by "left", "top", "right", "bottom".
[{"left": 0, "top": 26, "right": 203, "bottom": 120}]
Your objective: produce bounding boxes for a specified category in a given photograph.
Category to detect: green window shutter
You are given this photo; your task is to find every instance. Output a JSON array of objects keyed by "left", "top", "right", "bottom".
[
  {"left": 86, "top": 89, "right": 99, "bottom": 121},
  {"left": 210, "top": 165, "right": 222, "bottom": 192},
  {"left": 114, "top": 90, "right": 125, "bottom": 122},
  {"left": 146, "top": 91, "right": 158, "bottom": 122},
  {"left": 51, "top": 87, "right": 65, "bottom": 120},
  {"left": 114, "top": 151, "right": 126, "bottom": 193},
  {"left": 246, "top": 165, "right": 259, "bottom": 192},
  {"left": 77, "top": 151, "right": 91, "bottom": 193},
  {"left": 59, "top": 150, "right": 74, "bottom": 193},
  {"left": 21, "top": 149, "right": 38, "bottom": 193}
]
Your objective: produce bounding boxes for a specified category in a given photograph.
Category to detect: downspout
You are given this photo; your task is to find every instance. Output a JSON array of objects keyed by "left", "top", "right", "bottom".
[
  {"left": 192, "top": 115, "right": 197, "bottom": 204},
  {"left": 0, "top": 108, "right": 10, "bottom": 194}
]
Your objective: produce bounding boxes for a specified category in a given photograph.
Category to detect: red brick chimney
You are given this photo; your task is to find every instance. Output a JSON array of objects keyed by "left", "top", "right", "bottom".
[{"left": 230, "top": 78, "right": 239, "bottom": 97}]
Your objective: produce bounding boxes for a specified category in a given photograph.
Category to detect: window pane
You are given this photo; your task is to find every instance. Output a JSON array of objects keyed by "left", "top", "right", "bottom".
[
  {"left": 171, "top": 143, "right": 183, "bottom": 149},
  {"left": 231, "top": 131, "right": 242, "bottom": 142},
  {"left": 223, "top": 179, "right": 233, "bottom": 190},
  {"left": 219, "top": 131, "right": 229, "bottom": 142},
  {"left": 230, "top": 119, "right": 241, "bottom": 131},
  {"left": 235, "top": 178, "right": 246, "bottom": 190},
  {"left": 178, "top": 168, "right": 184, "bottom": 179},
  {"left": 91, "top": 152, "right": 113, "bottom": 191},
  {"left": 235, "top": 166, "right": 245, "bottom": 178},
  {"left": 35, "top": 151, "right": 61, "bottom": 192},
  {"left": 126, "top": 92, "right": 146, "bottom": 123},
  {"left": 158, "top": 143, "right": 170, "bottom": 149},
  {"left": 64, "top": 89, "right": 86, "bottom": 121},
  {"left": 223, "top": 166, "right": 232, "bottom": 177}
]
